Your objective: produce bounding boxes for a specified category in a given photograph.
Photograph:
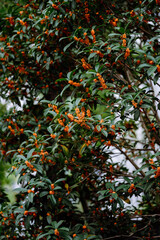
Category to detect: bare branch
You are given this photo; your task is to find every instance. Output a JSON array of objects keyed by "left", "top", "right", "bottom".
[{"left": 114, "top": 144, "right": 145, "bottom": 177}]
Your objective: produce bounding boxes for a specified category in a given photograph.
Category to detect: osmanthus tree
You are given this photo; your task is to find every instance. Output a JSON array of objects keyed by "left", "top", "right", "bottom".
[{"left": 0, "top": 0, "right": 160, "bottom": 239}]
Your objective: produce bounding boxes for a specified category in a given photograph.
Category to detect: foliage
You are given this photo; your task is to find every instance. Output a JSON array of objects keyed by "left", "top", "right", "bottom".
[{"left": 0, "top": 0, "right": 160, "bottom": 239}]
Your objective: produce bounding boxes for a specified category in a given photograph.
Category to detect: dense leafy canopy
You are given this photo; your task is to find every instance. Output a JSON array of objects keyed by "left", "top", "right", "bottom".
[{"left": 0, "top": 0, "right": 160, "bottom": 239}]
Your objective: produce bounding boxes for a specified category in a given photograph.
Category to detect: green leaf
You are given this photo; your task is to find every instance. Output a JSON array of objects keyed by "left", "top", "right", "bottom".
[
  {"left": 54, "top": 178, "right": 66, "bottom": 184},
  {"left": 134, "top": 109, "right": 140, "bottom": 121},
  {"left": 28, "top": 192, "right": 34, "bottom": 203},
  {"left": 40, "top": 191, "right": 48, "bottom": 198},
  {"left": 101, "top": 129, "right": 108, "bottom": 138},
  {"left": 95, "top": 63, "right": 100, "bottom": 72},
  {"left": 36, "top": 233, "right": 50, "bottom": 240},
  {"left": 47, "top": 215, "right": 52, "bottom": 224},
  {"left": 47, "top": 126, "right": 53, "bottom": 134},
  {"left": 63, "top": 41, "right": 74, "bottom": 52},
  {"left": 79, "top": 143, "right": 87, "bottom": 156},
  {"left": 144, "top": 181, "right": 154, "bottom": 192},
  {"left": 112, "top": 192, "right": 118, "bottom": 200},
  {"left": 147, "top": 66, "right": 157, "bottom": 76},
  {"left": 117, "top": 197, "right": 124, "bottom": 208},
  {"left": 88, "top": 52, "right": 97, "bottom": 60},
  {"left": 49, "top": 195, "right": 56, "bottom": 205},
  {"left": 123, "top": 176, "right": 131, "bottom": 183},
  {"left": 61, "top": 145, "right": 69, "bottom": 157},
  {"left": 27, "top": 148, "right": 35, "bottom": 159}
]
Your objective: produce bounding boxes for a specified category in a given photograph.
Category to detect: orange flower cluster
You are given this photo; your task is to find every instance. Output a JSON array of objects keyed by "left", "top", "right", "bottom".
[
  {"left": 25, "top": 161, "right": 37, "bottom": 172},
  {"left": 24, "top": 211, "right": 36, "bottom": 217},
  {"left": 54, "top": 229, "right": 59, "bottom": 236},
  {"left": 131, "top": 100, "right": 137, "bottom": 108},
  {"left": 40, "top": 19, "right": 46, "bottom": 25},
  {"left": 96, "top": 73, "right": 107, "bottom": 89},
  {"left": 39, "top": 150, "right": 49, "bottom": 162},
  {"left": 86, "top": 109, "right": 91, "bottom": 117},
  {"left": 68, "top": 80, "right": 81, "bottom": 87},
  {"left": 109, "top": 18, "right": 118, "bottom": 27},
  {"left": 121, "top": 33, "right": 127, "bottom": 47},
  {"left": 109, "top": 165, "right": 113, "bottom": 173},
  {"left": 64, "top": 125, "right": 70, "bottom": 132},
  {"left": 90, "top": 49, "right": 104, "bottom": 58},
  {"left": 105, "top": 140, "right": 111, "bottom": 146},
  {"left": 0, "top": 35, "right": 7, "bottom": 42},
  {"left": 4, "top": 78, "right": 15, "bottom": 89},
  {"left": 33, "top": 132, "right": 37, "bottom": 138},
  {"left": 128, "top": 183, "right": 135, "bottom": 193},
  {"left": 157, "top": 65, "right": 160, "bottom": 73},
  {"left": 28, "top": 189, "right": 35, "bottom": 193},
  {"left": 50, "top": 134, "right": 56, "bottom": 139},
  {"left": 18, "top": 19, "right": 27, "bottom": 27},
  {"left": 124, "top": 48, "right": 130, "bottom": 59},
  {"left": 67, "top": 109, "right": 91, "bottom": 123},
  {"left": 5, "top": 17, "right": 14, "bottom": 26},
  {"left": 149, "top": 158, "right": 156, "bottom": 169},
  {"left": 84, "top": 1, "right": 90, "bottom": 23},
  {"left": 75, "top": 107, "right": 85, "bottom": 124},
  {"left": 52, "top": 4, "right": 59, "bottom": 10},
  {"left": 130, "top": 10, "right": 136, "bottom": 17},
  {"left": 8, "top": 125, "right": 15, "bottom": 135},
  {"left": 58, "top": 119, "right": 65, "bottom": 126},
  {"left": 67, "top": 113, "right": 74, "bottom": 121},
  {"left": 7, "top": 118, "right": 24, "bottom": 135},
  {"left": 49, "top": 183, "right": 55, "bottom": 194},
  {"left": 91, "top": 29, "right": 96, "bottom": 43},
  {"left": 156, "top": 0, "right": 160, "bottom": 4},
  {"left": 48, "top": 104, "right": 59, "bottom": 114},
  {"left": 155, "top": 167, "right": 160, "bottom": 178},
  {"left": 74, "top": 34, "right": 90, "bottom": 45},
  {"left": 81, "top": 58, "right": 92, "bottom": 70},
  {"left": 94, "top": 125, "right": 102, "bottom": 133},
  {"left": 65, "top": 107, "right": 90, "bottom": 129}
]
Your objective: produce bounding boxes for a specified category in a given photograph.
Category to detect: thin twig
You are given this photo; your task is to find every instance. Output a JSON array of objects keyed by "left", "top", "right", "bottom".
[
  {"left": 104, "top": 221, "right": 151, "bottom": 240},
  {"left": 127, "top": 148, "right": 154, "bottom": 151},
  {"left": 114, "top": 144, "right": 145, "bottom": 177}
]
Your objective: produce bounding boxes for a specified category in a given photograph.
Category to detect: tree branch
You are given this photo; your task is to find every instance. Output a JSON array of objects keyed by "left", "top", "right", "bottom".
[
  {"left": 104, "top": 221, "right": 151, "bottom": 240},
  {"left": 114, "top": 144, "right": 145, "bottom": 177}
]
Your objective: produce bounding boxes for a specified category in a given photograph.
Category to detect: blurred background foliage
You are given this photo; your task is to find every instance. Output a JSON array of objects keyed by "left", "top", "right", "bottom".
[{"left": 0, "top": 102, "right": 16, "bottom": 204}]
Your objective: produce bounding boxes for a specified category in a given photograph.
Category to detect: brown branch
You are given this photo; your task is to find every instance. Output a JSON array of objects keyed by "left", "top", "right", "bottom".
[
  {"left": 104, "top": 221, "right": 151, "bottom": 240},
  {"left": 140, "top": 113, "right": 160, "bottom": 161},
  {"left": 114, "top": 144, "right": 145, "bottom": 177},
  {"left": 103, "top": 235, "right": 140, "bottom": 239},
  {"left": 127, "top": 148, "right": 154, "bottom": 151},
  {"left": 139, "top": 26, "right": 155, "bottom": 37},
  {"left": 140, "top": 113, "right": 153, "bottom": 145},
  {"left": 136, "top": 214, "right": 160, "bottom": 218},
  {"left": 149, "top": 79, "right": 160, "bottom": 127}
]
